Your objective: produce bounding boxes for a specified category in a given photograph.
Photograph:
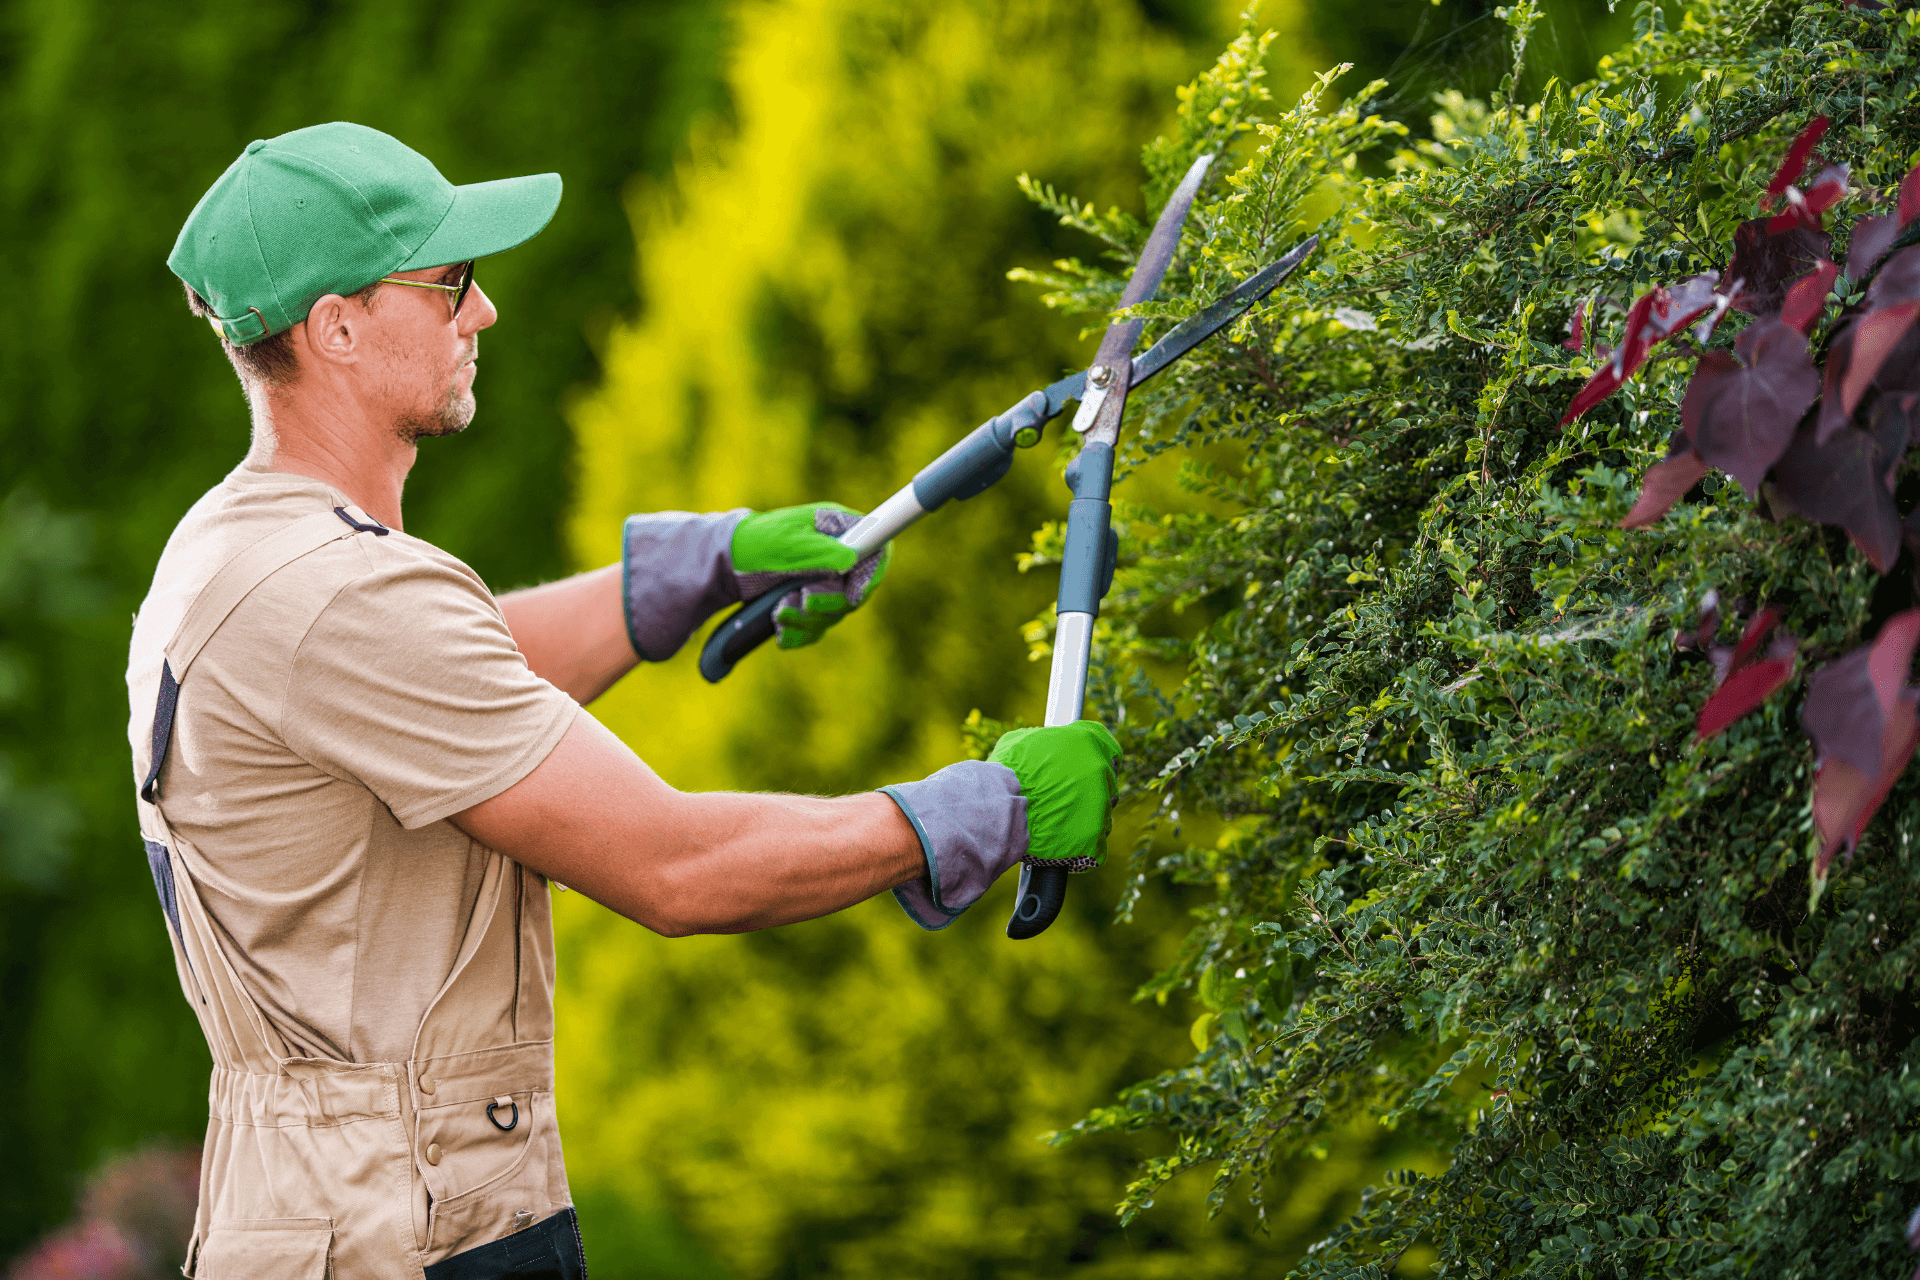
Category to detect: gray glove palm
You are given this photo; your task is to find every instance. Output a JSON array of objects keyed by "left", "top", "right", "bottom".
[
  {"left": 882, "top": 720, "right": 1121, "bottom": 930},
  {"left": 620, "top": 503, "right": 888, "bottom": 661}
]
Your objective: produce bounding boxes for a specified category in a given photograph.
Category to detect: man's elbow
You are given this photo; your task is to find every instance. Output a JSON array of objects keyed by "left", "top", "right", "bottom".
[{"left": 618, "top": 865, "right": 761, "bottom": 938}]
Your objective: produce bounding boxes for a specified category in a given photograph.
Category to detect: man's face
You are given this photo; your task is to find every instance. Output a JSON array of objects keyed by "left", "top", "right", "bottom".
[{"left": 364, "top": 263, "right": 498, "bottom": 443}]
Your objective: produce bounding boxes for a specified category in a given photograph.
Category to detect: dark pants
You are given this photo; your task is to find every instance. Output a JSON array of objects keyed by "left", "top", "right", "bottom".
[{"left": 424, "top": 1208, "right": 587, "bottom": 1280}]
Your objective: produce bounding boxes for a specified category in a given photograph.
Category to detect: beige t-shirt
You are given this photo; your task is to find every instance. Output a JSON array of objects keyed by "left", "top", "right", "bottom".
[{"left": 127, "top": 464, "right": 580, "bottom": 1065}]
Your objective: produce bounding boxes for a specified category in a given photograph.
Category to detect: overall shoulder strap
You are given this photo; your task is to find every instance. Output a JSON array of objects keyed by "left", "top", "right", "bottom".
[{"left": 141, "top": 504, "right": 388, "bottom": 804}]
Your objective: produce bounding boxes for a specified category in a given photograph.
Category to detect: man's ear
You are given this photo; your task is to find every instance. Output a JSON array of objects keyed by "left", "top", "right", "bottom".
[{"left": 301, "top": 294, "right": 360, "bottom": 366}]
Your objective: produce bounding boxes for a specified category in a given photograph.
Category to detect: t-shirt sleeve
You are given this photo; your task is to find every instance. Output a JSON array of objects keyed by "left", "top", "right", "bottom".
[{"left": 281, "top": 549, "right": 581, "bottom": 829}]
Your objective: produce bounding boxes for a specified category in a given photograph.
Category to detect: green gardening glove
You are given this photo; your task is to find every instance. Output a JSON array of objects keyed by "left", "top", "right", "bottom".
[
  {"left": 730, "top": 503, "right": 893, "bottom": 649},
  {"left": 988, "top": 720, "right": 1122, "bottom": 871}
]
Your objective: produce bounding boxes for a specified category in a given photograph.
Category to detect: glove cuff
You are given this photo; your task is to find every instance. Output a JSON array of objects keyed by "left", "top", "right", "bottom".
[
  {"left": 621, "top": 510, "right": 749, "bottom": 661},
  {"left": 880, "top": 761, "right": 1028, "bottom": 931}
]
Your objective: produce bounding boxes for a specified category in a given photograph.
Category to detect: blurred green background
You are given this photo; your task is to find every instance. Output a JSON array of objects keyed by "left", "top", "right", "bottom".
[{"left": 0, "top": 0, "right": 1624, "bottom": 1274}]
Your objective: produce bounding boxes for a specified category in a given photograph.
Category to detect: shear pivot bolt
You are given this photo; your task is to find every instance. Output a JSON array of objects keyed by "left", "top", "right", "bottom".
[{"left": 1088, "top": 365, "right": 1114, "bottom": 389}]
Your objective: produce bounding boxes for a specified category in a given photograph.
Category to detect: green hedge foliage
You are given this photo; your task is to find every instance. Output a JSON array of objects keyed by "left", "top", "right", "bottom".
[
  {"left": 1016, "top": 2, "right": 1920, "bottom": 1273},
  {"left": 557, "top": 0, "right": 1405, "bottom": 1273}
]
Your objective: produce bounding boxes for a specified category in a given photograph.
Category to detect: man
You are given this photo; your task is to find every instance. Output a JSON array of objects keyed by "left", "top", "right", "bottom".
[{"left": 129, "top": 123, "right": 1119, "bottom": 1280}]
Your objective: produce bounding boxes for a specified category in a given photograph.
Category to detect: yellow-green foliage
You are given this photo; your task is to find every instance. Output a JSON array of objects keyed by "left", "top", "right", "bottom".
[{"left": 553, "top": 0, "right": 1393, "bottom": 1274}]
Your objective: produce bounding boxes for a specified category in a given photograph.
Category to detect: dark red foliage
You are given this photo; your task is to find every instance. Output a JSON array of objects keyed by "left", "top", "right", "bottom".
[
  {"left": 1727, "top": 219, "right": 1833, "bottom": 315},
  {"left": 1872, "top": 394, "right": 1910, "bottom": 489},
  {"left": 1604, "top": 130, "right": 1920, "bottom": 892},
  {"left": 1870, "top": 244, "right": 1920, "bottom": 309},
  {"left": 1766, "top": 118, "right": 1830, "bottom": 203},
  {"left": 1804, "top": 610, "right": 1920, "bottom": 875},
  {"left": 1820, "top": 316, "right": 1864, "bottom": 441},
  {"left": 1681, "top": 318, "right": 1820, "bottom": 493},
  {"left": 1826, "top": 247, "right": 1920, "bottom": 418},
  {"left": 1696, "top": 607, "right": 1799, "bottom": 740},
  {"left": 1561, "top": 275, "right": 1719, "bottom": 425},
  {"left": 1848, "top": 215, "right": 1898, "bottom": 280},
  {"left": 1873, "top": 324, "right": 1920, "bottom": 400},
  {"left": 1767, "top": 165, "right": 1849, "bottom": 234},
  {"left": 1620, "top": 448, "right": 1710, "bottom": 528},
  {"left": 1846, "top": 302, "right": 1920, "bottom": 413},
  {"left": 1779, "top": 259, "right": 1838, "bottom": 334},
  {"left": 1564, "top": 300, "right": 1586, "bottom": 351},
  {"left": 1769, "top": 421, "right": 1903, "bottom": 571}
]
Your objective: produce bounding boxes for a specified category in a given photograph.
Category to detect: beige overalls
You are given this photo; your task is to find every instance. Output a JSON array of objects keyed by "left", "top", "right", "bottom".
[{"left": 134, "top": 509, "right": 578, "bottom": 1279}]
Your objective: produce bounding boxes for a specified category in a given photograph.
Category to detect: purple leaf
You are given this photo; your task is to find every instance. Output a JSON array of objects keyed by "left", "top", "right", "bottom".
[
  {"left": 1699, "top": 660, "right": 1796, "bottom": 739},
  {"left": 1621, "top": 449, "right": 1710, "bottom": 528},
  {"left": 1819, "top": 315, "right": 1862, "bottom": 441},
  {"left": 1805, "top": 647, "right": 1885, "bottom": 777},
  {"left": 1902, "top": 164, "right": 1920, "bottom": 229},
  {"left": 1832, "top": 244, "right": 1920, "bottom": 419},
  {"left": 1872, "top": 395, "right": 1910, "bottom": 490},
  {"left": 1727, "top": 219, "right": 1833, "bottom": 316},
  {"left": 1847, "top": 215, "right": 1898, "bottom": 280},
  {"left": 1805, "top": 611, "right": 1920, "bottom": 873},
  {"left": 1562, "top": 275, "right": 1720, "bottom": 425},
  {"left": 1728, "top": 607, "right": 1787, "bottom": 673},
  {"left": 1779, "top": 259, "right": 1838, "bottom": 334},
  {"left": 1871, "top": 322, "right": 1920, "bottom": 400},
  {"left": 1766, "top": 118, "right": 1831, "bottom": 203},
  {"left": 1769, "top": 421, "right": 1903, "bottom": 571},
  {"left": 1842, "top": 302, "right": 1920, "bottom": 418},
  {"left": 1564, "top": 300, "right": 1587, "bottom": 351},
  {"left": 1768, "top": 164, "right": 1849, "bottom": 234},
  {"left": 1682, "top": 319, "right": 1820, "bottom": 493},
  {"left": 1813, "top": 713, "right": 1918, "bottom": 878},
  {"left": 1869, "top": 245, "right": 1920, "bottom": 307},
  {"left": 1696, "top": 608, "right": 1799, "bottom": 739}
]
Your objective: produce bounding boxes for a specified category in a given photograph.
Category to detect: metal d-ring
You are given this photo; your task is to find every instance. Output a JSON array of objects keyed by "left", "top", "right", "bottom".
[{"left": 486, "top": 1096, "right": 519, "bottom": 1132}]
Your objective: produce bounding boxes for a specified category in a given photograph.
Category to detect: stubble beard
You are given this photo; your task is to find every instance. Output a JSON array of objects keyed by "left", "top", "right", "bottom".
[{"left": 395, "top": 371, "right": 477, "bottom": 444}]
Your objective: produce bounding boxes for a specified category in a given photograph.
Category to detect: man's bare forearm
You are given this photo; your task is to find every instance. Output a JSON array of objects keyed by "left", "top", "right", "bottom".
[
  {"left": 498, "top": 564, "right": 636, "bottom": 704},
  {"left": 452, "top": 715, "right": 926, "bottom": 934},
  {"left": 637, "top": 789, "right": 925, "bottom": 933}
]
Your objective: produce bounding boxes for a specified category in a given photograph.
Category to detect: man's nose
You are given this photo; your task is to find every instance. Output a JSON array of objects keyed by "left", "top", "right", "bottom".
[{"left": 460, "top": 281, "right": 499, "bottom": 335}]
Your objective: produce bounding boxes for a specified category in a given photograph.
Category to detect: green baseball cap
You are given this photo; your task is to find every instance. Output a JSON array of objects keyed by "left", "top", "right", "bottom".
[{"left": 168, "top": 122, "right": 561, "bottom": 344}]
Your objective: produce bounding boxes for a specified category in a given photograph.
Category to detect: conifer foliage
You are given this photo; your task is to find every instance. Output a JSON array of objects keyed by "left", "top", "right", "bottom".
[{"left": 1014, "top": 1, "right": 1920, "bottom": 1272}]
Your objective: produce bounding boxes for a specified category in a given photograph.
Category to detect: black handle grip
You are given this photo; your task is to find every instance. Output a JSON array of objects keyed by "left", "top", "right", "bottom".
[
  {"left": 698, "top": 589, "right": 786, "bottom": 683},
  {"left": 1006, "top": 863, "right": 1068, "bottom": 939}
]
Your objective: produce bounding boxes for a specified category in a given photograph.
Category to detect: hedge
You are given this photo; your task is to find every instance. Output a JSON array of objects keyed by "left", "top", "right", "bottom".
[{"left": 1018, "top": 1, "right": 1920, "bottom": 1272}]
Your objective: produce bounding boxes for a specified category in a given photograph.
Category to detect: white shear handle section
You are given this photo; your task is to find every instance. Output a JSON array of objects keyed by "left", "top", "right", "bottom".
[
  {"left": 1045, "top": 611, "right": 1094, "bottom": 727},
  {"left": 837, "top": 484, "right": 927, "bottom": 558}
]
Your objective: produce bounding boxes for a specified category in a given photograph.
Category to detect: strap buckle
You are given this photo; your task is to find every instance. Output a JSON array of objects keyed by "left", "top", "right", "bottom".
[
  {"left": 333, "top": 506, "right": 390, "bottom": 535},
  {"left": 212, "top": 307, "right": 270, "bottom": 344}
]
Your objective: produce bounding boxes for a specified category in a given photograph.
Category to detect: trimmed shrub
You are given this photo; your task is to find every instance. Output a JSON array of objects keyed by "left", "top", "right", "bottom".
[{"left": 1024, "top": 2, "right": 1920, "bottom": 1273}]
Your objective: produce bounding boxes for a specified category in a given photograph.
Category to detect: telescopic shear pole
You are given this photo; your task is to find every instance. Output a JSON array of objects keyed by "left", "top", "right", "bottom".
[{"left": 698, "top": 155, "right": 1319, "bottom": 938}]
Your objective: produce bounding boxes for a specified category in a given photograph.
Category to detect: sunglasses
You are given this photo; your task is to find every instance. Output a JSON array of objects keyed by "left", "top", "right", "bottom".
[{"left": 378, "top": 260, "right": 475, "bottom": 316}]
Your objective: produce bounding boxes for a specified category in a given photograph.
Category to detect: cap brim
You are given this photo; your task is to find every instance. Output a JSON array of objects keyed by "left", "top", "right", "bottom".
[{"left": 397, "top": 172, "right": 562, "bottom": 270}]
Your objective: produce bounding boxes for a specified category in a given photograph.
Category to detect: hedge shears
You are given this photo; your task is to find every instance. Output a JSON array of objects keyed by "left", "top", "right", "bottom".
[{"left": 700, "top": 153, "right": 1318, "bottom": 938}]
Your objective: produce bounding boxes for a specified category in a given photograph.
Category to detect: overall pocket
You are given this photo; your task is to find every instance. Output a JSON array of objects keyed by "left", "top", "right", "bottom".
[
  {"left": 192, "top": 1218, "right": 333, "bottom": 1278},
  {"left": 423, "top": 1090, "right": 568, "bottom": 1260}
]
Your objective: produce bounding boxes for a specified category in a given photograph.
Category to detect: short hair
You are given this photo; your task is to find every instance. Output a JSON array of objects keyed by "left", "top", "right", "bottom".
[{"left": 182, "top": 279, "right": 382, "bottom": 388}]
